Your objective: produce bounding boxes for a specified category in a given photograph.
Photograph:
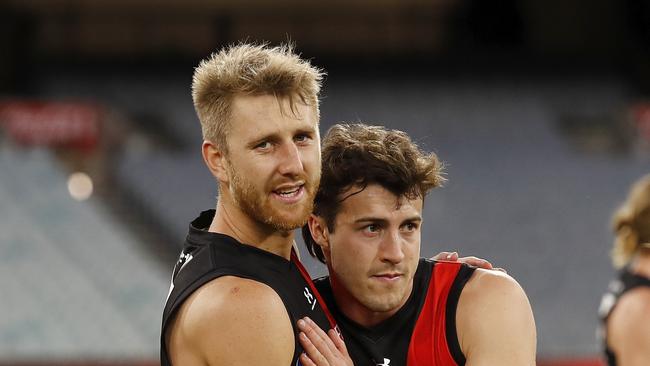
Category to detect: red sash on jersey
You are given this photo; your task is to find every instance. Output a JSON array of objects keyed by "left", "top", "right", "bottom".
[
  {"left": 407, "top": 261, "right": 462, "bottom": 366},
  {"left": 291, "top": 250, "right": 338, "bottom": 329}
]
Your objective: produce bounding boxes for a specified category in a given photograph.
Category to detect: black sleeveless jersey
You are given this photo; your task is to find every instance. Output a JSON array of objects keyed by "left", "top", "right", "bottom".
[
  {"left": 314, "top": 259, "right": 475, "bottom": 366},
  {"left": 160, "top": 210, "right": 336, "bottom": 366},
  {"left": 598, "top": 267, "right": 650, "bottom": 366}
]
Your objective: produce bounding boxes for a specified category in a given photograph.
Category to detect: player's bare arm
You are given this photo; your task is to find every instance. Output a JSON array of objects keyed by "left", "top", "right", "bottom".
[
  {"left": 166, "top": 276, "right": 295, "bottom": 366},
  {"left": 457, "top": 269, "right": 537, "bottom": 366},
  {"left": 607, "top": 287, "right": 650, "bottom": 366}
]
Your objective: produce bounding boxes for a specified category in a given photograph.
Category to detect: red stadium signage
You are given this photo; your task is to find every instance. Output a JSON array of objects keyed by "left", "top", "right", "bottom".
[
  {"left": 0, "top": 100, "right": 101, "bottom": 149},
  {"left": 632, "top": 102, "right": 650, "bottom": 142}
]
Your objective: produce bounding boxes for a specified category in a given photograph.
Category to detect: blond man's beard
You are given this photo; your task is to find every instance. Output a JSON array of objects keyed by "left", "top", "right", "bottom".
[{"left": 228, "top": 167, "right": 318, "bottom": 231}]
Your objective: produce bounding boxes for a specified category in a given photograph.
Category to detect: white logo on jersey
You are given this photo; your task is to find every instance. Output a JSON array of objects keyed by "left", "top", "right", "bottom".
[
  {"left": 304, "top": 287, "right": 316, "bottom": 310},
  {"left": 165, "top": 252, "right": 194, "bottom": 303},
  {"left": 165, "top": 274, "right": 175, "bottom": 303},
  {"left": 377, "top": 358, "right": 391, "bottom": 366},
  {"left": 178, "top": 253, "right": 194, "bottom": 273}
]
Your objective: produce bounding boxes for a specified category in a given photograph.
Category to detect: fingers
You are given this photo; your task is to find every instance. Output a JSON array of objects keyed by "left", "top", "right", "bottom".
[
  {"left": 298, "top": 318, "right": 335, "bottom": 364},
  {"left": 300, "top": 352, "right": 318, "bottom": 366},
  {"left": 298, "top": 317, "right": 338, "bottom": 364},
  {"left": 458, "top": 256, "right": 494, "bottom": 269},
  {"left": 297, "top": 317, "right": 353, "bottom": 366},
  {"left": 431, "top": 251, "right": 449, "bottom": 261},
  {"left": 328, "top": 329, "right": 350, "bottom": 357},
  {"left": 431, "top": 251, "right": 458, "bottom": 261},
  {"left": 299, "top": 331, "right": 329, "bottom": 366},
  {"left": 432, "top": 251, "right": 504, "bottom": 272}
]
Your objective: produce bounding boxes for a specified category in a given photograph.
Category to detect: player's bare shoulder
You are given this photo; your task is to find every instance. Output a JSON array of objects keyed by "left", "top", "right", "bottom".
[
  {"left": 613, "top": 285, "right": 650, "bottom": 318},
  {"left": 609, "top": 286, "right": 650, "bottom": 345},
  {"left": 458, "top": 269, "right": 533, "bottom": 336},
  {"left": 456, "top": 269, "right": 537, "bottom": 366},
  {"left": 166, "top": 276, "right": 295, "bottom": 366},
  {"left": 463, "top": 268, "right": 527, "bottom": 301}
]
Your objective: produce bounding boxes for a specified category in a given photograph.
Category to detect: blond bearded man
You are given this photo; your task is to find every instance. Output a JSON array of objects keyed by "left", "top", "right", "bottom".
[{"left": 161, "top": 44, "right": 337, "bottom": 366}]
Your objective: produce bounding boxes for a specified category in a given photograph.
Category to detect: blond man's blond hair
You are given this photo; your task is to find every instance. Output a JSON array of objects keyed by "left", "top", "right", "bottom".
[
  {"left": 191, "top": 43, "right": 324, "bottom": 153},
  {"left": 612, "top": 174, "right": 650, "bottom": 268}
]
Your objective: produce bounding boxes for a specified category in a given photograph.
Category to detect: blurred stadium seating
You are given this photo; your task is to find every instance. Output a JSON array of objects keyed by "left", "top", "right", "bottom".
[{"left": 0, "top": 145, "right": 167, "bottom": 364}]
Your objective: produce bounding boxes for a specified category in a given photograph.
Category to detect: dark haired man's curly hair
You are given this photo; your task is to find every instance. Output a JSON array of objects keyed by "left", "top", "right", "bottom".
[{"left": 302, "top": 123, "right": 445, "bottom": 263}]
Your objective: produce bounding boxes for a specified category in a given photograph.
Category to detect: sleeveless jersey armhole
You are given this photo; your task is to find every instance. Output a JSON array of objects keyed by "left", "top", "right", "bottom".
[{"left": 445, "top": 265, "right": 476, "bottom": 366}]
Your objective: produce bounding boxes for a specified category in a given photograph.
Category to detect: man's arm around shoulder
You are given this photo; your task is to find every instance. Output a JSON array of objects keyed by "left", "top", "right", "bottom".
[
  {"left": 166, "top": 276, "right": 295, "bottom": 366},
  {"left": 457, "top": 269, "right": 537, "bottom": 366}
]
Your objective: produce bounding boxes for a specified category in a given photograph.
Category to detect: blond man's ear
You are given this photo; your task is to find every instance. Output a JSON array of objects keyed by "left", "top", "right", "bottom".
[{"left": 202, "top": 140, "right": 229, "bottom": 183}]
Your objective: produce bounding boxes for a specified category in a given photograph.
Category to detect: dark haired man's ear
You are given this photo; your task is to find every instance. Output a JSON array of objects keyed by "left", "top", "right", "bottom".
[
  {"left": 307, "top": 214, "right": 331, "bottom": 262},
  {"left": 202, "top": 140, "right": 229, "bottom": 184}
]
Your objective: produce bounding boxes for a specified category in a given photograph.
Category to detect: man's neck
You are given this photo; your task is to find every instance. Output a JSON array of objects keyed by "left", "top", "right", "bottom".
[
  {"left": 632, "top": 250, "right": 650, "bottom": 278},
  {"left": 209, "top": 199, "right": 294, "bottom": 260}
]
